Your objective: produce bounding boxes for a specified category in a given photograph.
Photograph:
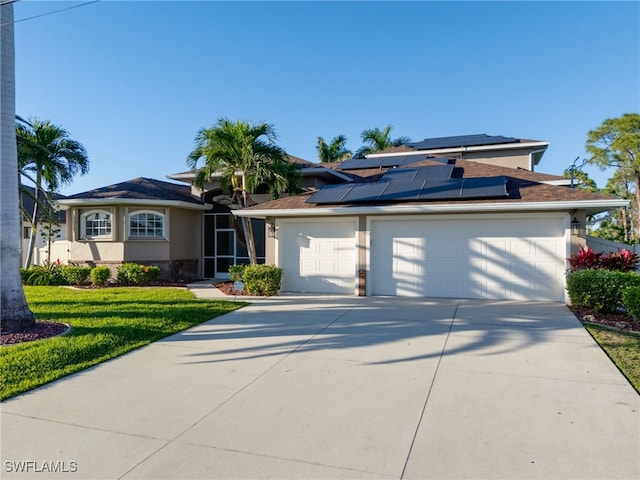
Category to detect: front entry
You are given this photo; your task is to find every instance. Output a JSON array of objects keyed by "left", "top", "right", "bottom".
[{"left": 203, "top": 202, "right": 265, "bottom": 278}]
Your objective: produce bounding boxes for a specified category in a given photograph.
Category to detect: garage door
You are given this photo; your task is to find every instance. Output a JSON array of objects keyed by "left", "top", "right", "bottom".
[
  {"left": 369, "top": 215, "right": 567, "bottom": 301},
  {"left": 279, "top": 219, "right": 356, "bottom": 294}
]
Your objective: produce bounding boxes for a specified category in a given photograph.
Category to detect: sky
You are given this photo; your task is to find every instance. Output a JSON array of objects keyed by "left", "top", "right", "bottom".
[{"left": 13, "top": 0, "right": 640, "bottom": 196}]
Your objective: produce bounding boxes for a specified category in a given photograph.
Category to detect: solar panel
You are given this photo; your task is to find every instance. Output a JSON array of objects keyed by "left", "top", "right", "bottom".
[
  {"left": 337, "top": 154, "right": 429, "bottom": 170},
  {"left": 340, "top": 182, "right": 388, "bottom": 202},
  {"left": 377, "top": 181, "right": 424, "bottom": 201},
  {"left": 337, "top": 158, "right": 365, "bottom": 170},
  {"left": 380, "top": 165, "right": 453, "bottom": 183},
  {"left": 460, "top": 177, "right": 508, "bottom": 199},
  {"left": 408, "top": 134, "right": 519, "bottom": 150},
  {"left": 417, "top": 179, "right": 464, "bottom": 200},
  {"left": 306, "top": 183, "right": 355, "bottom": 204}
]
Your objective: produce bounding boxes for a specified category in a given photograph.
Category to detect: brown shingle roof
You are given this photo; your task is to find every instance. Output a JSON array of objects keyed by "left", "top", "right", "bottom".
[{"left": 64, "top": 177, "right": 203, "bottom": 205}]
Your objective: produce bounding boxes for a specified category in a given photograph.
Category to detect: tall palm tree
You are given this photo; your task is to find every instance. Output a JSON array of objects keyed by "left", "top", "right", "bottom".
[
  {"left": 1, "top": 2, "right": 35, "bottom": 332},
  {"left": 187, "top": 118, "right": 300, "bottom": 264},
  {"left": 18, "top": 118, "right": 89, "bottom": 267},
  {"left": 355, "top": 125, "right": 411, "bottom": 158},
  {"left": 316, "top": 135, "right": 352, "bottom": 163}
]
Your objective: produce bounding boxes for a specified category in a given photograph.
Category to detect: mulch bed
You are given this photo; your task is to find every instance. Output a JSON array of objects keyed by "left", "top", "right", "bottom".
[
  {"left": 1, "top": 321, "right": 69, "bottom": 346},
  {"left": 214, "top": 281, "right": 252, "bottom": 296},
  {"left": 568, "top": 305, "right": 640, "bottom": 333}
]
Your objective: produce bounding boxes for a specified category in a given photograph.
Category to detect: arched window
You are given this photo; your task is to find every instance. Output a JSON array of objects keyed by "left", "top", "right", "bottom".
[
  {"left": 81, "top": 210, "right": 112, "bottom": 239},
  {"left": 129, "top": 210, "right": 165, "bottom": 238}
]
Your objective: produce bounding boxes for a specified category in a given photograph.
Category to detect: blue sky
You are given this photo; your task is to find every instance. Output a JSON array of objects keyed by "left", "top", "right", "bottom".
[{"left": 14, "top": 0, "right": 640, "bottom": 196}]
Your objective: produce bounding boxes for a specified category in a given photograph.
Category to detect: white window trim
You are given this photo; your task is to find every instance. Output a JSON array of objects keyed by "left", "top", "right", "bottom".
[
  {"left": 127, "top": 209, "right": 167, "bottom": 240},
  {"left": 80, "top": 209, "right": 113, "bottom": 240}
]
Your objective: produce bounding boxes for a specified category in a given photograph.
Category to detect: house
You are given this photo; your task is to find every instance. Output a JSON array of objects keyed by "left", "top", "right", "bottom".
[
  {"left": 56, "top": 177, "right": 207, "bottom": 281},
  {"left": 56, "top": 134, "right": 627, "bottom": 300}
]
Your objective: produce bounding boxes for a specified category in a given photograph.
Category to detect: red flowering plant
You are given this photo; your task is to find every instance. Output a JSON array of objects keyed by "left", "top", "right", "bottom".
[
  {"left": 567, "top": 246, "right": 602, "bottom": 272},
  {"left": 600, "top": 249, "right": 640, "bottom": 272}
]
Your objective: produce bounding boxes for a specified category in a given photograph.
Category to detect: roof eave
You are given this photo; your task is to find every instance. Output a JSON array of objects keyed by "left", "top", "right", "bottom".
[
  {"left": 234, "top": 199, "right": 628, "bottom": 219},
  {"left": 57, "top": 198, "right": 210, "bottom": 211},
  {"left": 367, "top": 141, "right": 549, "bottom": 158}
]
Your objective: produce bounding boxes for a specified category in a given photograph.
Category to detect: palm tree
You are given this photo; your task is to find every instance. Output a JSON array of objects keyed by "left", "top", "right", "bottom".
[
  {"left": 316, "top": 135, "right": 352, "bottom": 163},
  {"left": 1, "top": 2, "right": 35, "bottom": 332},
  {"left": 187, "top": 118, "right": 300, "bottom": 264},
  {"left": 355, "top": 125, "right": 411, "bottom": 158},
  {"left": 18, "top": 118, "right": 89, "bottom": 267}
]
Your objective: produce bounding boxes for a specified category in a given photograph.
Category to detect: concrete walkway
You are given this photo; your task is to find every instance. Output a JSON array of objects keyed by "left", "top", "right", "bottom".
[{"left": 1, "top": 289, "right": 638, "bottom": 479}]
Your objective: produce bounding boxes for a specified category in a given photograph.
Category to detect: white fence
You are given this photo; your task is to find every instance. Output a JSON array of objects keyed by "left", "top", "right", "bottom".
[
  {"left": 34, "top": 240, "right": 71, "bottom": 265},
  {"left": 586, "top": 235, "right": 640, "bottom": 254}
]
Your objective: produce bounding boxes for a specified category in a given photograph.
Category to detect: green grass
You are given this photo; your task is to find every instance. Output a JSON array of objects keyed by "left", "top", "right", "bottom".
[
  {"left": 586, "top": 324, "right": 640, "bottom": 393},
  {"left": 1, "top": 286, "right": 246, "bottom": 400}
]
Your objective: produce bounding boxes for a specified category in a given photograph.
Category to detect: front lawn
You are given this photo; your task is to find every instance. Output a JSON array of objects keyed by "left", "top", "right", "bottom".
[
  {"left": 1, "top": 287, "right": 245, "bottom": 400},
  {"left": 586, "top": 325, "right": 640, "bottom": 393}
]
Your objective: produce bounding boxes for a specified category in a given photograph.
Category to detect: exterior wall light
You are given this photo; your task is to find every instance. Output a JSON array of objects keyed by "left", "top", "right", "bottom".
[
  {"left": 571, "top": 217, "right": 581, "bottom": 236},
  {"left": 268, "top": 223, "right": 278, "bottom": 238}
]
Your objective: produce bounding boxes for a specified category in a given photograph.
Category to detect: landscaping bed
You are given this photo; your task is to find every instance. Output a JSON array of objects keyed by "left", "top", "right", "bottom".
[{"left": 568, "top": 305, "right": 640, "bottom": 334}]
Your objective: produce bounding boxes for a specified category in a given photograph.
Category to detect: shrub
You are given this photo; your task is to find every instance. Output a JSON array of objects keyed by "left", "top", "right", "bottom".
[
  {"left": 116, "top": 263, "right": 160, "bottom": 286},
  {"left": 59, "top": 265, "right": 91, "bottom": 286},
  {"left": 22, "top": 261, "right": 65, "bottom": 286},
  {"left": 242, "top": 264, "right": 283, "bottom": 296},
  {"left": 228, "top": 264, "right": 247, "bottom": 283},
  {"left": 567, "top": 270, "right": 640, "bottom": 313},
  {"left": 622, "top": 286, "right": 640, "bottom": 320},
  {"left": 600, "top": 249, "right": 640, "bottom": 272},
  {"left": 90, "top": 266, "right": 111, "bottom": 287}
]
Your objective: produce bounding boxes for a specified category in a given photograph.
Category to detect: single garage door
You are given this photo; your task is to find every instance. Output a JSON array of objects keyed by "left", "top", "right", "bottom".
[
  {"left": 369, "top": 214, "right": 567, "bottom": 301},
  {"left": 279, "top": 219, "right": 356, "bottom": 294}
]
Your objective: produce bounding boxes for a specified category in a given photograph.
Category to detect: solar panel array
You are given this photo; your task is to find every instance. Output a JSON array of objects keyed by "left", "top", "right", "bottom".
[
  {"left": 337, "top": 154, "right": 449, "bottom": 170},
  {"left": 307, "top": 165, "right": 508, "bottom": 205},
  {"left": 408, "top": 134, "right": 519, "bottom": 150}
]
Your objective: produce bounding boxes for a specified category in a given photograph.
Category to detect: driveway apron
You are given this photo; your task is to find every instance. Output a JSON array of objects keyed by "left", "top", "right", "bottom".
[{"left": 1, "top": 296, "right": 638, "bottom": 479}]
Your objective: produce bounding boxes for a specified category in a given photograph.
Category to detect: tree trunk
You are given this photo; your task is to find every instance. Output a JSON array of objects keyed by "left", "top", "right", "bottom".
[
  {"left": 620, "top": 207, "right": 629, "bottom": 243},
  {"left": 240, "top": 173, "right": 257, "bottom": 264},
  {"left": 634, "top": 173, "right": 640, "bottom": 241},
  {"left": 24, "top": 175, "right": 40, "bottom": 267},
  {"left": 1, "top": 3, "right": 35, "bottom": 332}
]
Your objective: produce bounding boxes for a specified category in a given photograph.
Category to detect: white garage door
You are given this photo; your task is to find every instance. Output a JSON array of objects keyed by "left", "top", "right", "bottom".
[
  {"left": 369, "top": 215, "right": 567, "bottom": 301},
  {"left": 279, "top": 219, "right": 356, "bottom": 294}
]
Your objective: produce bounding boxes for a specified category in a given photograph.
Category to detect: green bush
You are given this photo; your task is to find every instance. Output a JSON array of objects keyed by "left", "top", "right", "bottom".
[
  {"left": 90, "top": 266, "right": 111, "bottom": 287},
  {"left": 622, "top": 286, "right": 640, "bottom": 319},
  {"left": 567, "top": 270, "right": 640, "bottom": 313},
  {"left": 228, "top": 264, "right": 247, "bottom": 283},
  {"left": 21, "top": 261, "right": 65, "bottom": 286},
  {"left": 59, "top": 265, "right": 91, "bottom": 286},
  {"left": 116, "top": 263, "right": 160, "bottom": 286},
  {"left": 242, "top": 264, "right": 283, "bottom": 296}
]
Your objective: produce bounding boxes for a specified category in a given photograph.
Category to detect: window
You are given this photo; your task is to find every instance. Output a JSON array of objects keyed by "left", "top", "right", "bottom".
[
  {"left": 23, "top": 226, "right": 31, "bottom": 239},
  {"left": 129, "top": 210, "right": 165, "bottom": 238},
  {"left": 81, "top": 210, "right": 112, "bottom": 239}
]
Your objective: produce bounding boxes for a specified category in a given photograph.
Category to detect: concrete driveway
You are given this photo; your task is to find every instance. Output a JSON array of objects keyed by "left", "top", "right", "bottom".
[{"left": 1, "top": 296, "right": 638, "bottom": 479}]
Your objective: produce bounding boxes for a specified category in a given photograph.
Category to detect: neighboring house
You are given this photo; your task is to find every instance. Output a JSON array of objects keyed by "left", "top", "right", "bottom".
[
  {"left": 56, "top": 134, "right": 627, "bottom": 301},
  {"left": 20, "top": 186, "right": 68, "bottom": 267}
]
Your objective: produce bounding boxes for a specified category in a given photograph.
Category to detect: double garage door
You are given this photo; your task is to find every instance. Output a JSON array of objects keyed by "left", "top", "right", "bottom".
[{"left": 279, "top": 215, "right": 568, "bottom": 301}]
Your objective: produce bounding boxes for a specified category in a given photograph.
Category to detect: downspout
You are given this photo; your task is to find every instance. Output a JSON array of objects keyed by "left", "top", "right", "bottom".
[{"left": 528, "top": 148, "right": 547, "bottom": 172}]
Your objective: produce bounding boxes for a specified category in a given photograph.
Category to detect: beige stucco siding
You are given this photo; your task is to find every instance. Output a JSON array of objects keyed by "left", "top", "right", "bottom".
[
  {"left": 169, "top": 208, "right": 202, "bottom": 260},
  {"left": 460, "top": 149, "right": 535, "bottom": 170}
]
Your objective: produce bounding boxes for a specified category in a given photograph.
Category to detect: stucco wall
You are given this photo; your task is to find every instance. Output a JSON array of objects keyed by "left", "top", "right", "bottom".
[{"left": 459, "top": 149, "right": 534, "bottom": 170}]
